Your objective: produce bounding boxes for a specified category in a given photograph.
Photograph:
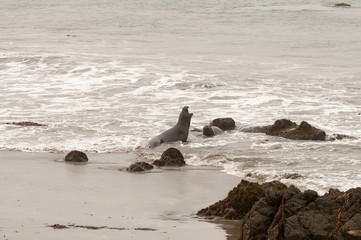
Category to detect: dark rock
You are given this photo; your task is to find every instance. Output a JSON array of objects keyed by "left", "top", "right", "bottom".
[
  {"left": 8, "top": 121, "right": 46, "bottom": 126},
  {"left": 197, "top": 180, "right": 287, "bottom": 220},
  {"left": 265, "top": 119, "right": 297, "bottom": 135},
  {"left": 283, "top": 173, "right": 303, "bottom": 179},
  {"left": 328, "top": 134, "right": 356, "bottom": 141},
  {"left": 49, "top": 223, "right": 131, "bottom": 231},
  {"left": 211, "top": 118, "right": 236, "bottom": 131},
  {"left": 303, "top": 189, "right": 318, "bottom": 202},
  {"left": 49, "top": 224, "right": 69, "bottom": 229},
  {"left": 199, "top": 179, "right": 361, "bottom": 240},
  {"left": 152, "top": 148, "right": 185, "bottom": 167},
  {"left": 252, "top": 119, "right": 326, "bottom": 141},
  {"left": 290, "top": 121, "right": 326, "bottom": 140},
  {"left": 65, "top": 150, "right": 88, "bottom": 163},
  {"left": 126, "top": 162, "right": 154, "bottom": 172},
  {"left": 244, "top": 120, "right": 355, "bottom": 141},
  {"left": 334, "top": 3, "right": 351, "bottom": 7}
]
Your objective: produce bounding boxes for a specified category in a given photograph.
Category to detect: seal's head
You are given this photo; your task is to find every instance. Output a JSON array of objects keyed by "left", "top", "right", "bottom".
[
  {"left": 178, "top": 106, "right": 193, "bottom": 126},
  {"left": 203, "top": 125, "right": 215, "bottom": 137}
]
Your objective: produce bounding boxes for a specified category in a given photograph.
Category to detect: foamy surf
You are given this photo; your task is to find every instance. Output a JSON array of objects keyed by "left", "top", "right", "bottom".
[{"left": 1, "top": 0, "right": 361, "bottom": 196}]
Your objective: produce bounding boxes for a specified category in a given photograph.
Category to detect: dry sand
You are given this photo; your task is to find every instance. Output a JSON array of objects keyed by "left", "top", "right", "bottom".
[{"left": 0, "top": 151, "right": 241, "bottom": 240}]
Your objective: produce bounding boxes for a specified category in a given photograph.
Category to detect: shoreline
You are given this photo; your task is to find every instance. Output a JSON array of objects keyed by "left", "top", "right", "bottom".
[{"left": 0, "top": 151, "right": 241, "bottom": 240}]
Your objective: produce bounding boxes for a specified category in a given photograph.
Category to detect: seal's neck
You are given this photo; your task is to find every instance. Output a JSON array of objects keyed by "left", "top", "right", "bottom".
[{"left": 176, "top": 114, "right": 191, "bottom": 128}]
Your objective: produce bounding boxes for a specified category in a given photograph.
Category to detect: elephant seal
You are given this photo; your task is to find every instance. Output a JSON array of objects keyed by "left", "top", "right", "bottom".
[
  {"left": 149, "top": 106, "right": 193, "bottom": 148},
  {"left": 203, "top": 125, "right": 223, "bottom": 137}
]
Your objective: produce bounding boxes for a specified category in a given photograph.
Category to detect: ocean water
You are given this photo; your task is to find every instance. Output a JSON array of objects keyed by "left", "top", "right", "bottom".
[{"left": 1, "top": 0, "right": 361, "bottom": 194}]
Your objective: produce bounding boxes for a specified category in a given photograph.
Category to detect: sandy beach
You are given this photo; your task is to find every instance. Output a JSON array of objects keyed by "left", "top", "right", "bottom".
[{"left": 0, "top": 151, "right": 241, "bottom": 240}]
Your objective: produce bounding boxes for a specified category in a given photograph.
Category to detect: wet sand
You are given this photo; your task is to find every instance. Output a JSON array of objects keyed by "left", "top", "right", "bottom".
[{"left": 0, "top": 151, "right": 241, "bottom": 240}]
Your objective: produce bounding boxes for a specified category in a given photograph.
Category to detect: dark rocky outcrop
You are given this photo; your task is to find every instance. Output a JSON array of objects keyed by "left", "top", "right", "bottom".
[
  {"left": 127, "top": 162, "right": 154, "bottom": 172},
  {"left": 198, "top": 180, "right": 361, "bottom": 240},
  {"left": 243, "top": 119, "right": 356, "bottom": 141},
  {"left": 334, "top": 3, "right": 351, "bottom": 7},
  {"left": 245, "top": 119, "right": 326, "bottom": 141},
  {"left": 64, "top": 150, "right": 88, "bottom": 163},
  {"left": 152, "top": 147, "right": 185, "bottom": 167},
  {"left": 7, "top": 121, "right": 46, "bottom": 127},
  {"left": 197, "top": 180, "right": 287, "bottom": 220},
  {"left": 211, "top": 118, "right": 236, "bottom": 131}
]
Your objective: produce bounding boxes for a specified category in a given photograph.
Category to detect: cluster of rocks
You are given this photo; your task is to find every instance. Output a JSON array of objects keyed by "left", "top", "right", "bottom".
[
  {"left": 200, "top": 117, "right": 354, "bottom": 141},
  {"left": 243, "top": 119, "right": 354, "bottom": 141},
  {"left": 126, "top": 147, "right": 185, "bottom": 172},
  {"left": 64, "top": 148, "right": 185, "bottom": 171},
  {"left": 197, "top": 180, "right": 361, "bottom": 240},
  {"left": 245, "top": 119, "right": 326, "bottom": 141},
  {"left": 64, "top": 148, "right": 186, "bottom": 171}
]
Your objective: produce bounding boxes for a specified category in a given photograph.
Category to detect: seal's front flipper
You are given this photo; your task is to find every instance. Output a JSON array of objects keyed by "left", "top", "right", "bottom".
[{"left": 149, "top": 138, "right": 163, "bottom": 149}]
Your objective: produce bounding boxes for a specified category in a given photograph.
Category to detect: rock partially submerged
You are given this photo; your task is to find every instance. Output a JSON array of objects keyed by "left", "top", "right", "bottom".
[
  {"left": 245, "top": 119, "right": 326, "bottom": 141},
  {"left": 152, "top": 147, "right": 185, "bottom": 167},
  {"left": 328, "top": 133, "right": 356, "bottom": 141},
  {"left": 198, "top": 180, "right": 361, "bottom": 240},
  {"left": 126, "top": 162, "right": 154, "bottom": 172},
  {"left": 210, "top": 118, "right": 236, "bottom": 131},
  {"left": 127, "top": 148, "right": 186, "bottom": 172},
  {"left": 7, "top": 121, "right": 46, "bottom": 127},
  {"left": 244, "top": 119, "right": 356, "bottom": 141},
  {"left": 334, "top": 3, "right": 351, "bottom": 7},
  {"left": 65, "top": 150, "right": 88, "bottom": 163}
]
